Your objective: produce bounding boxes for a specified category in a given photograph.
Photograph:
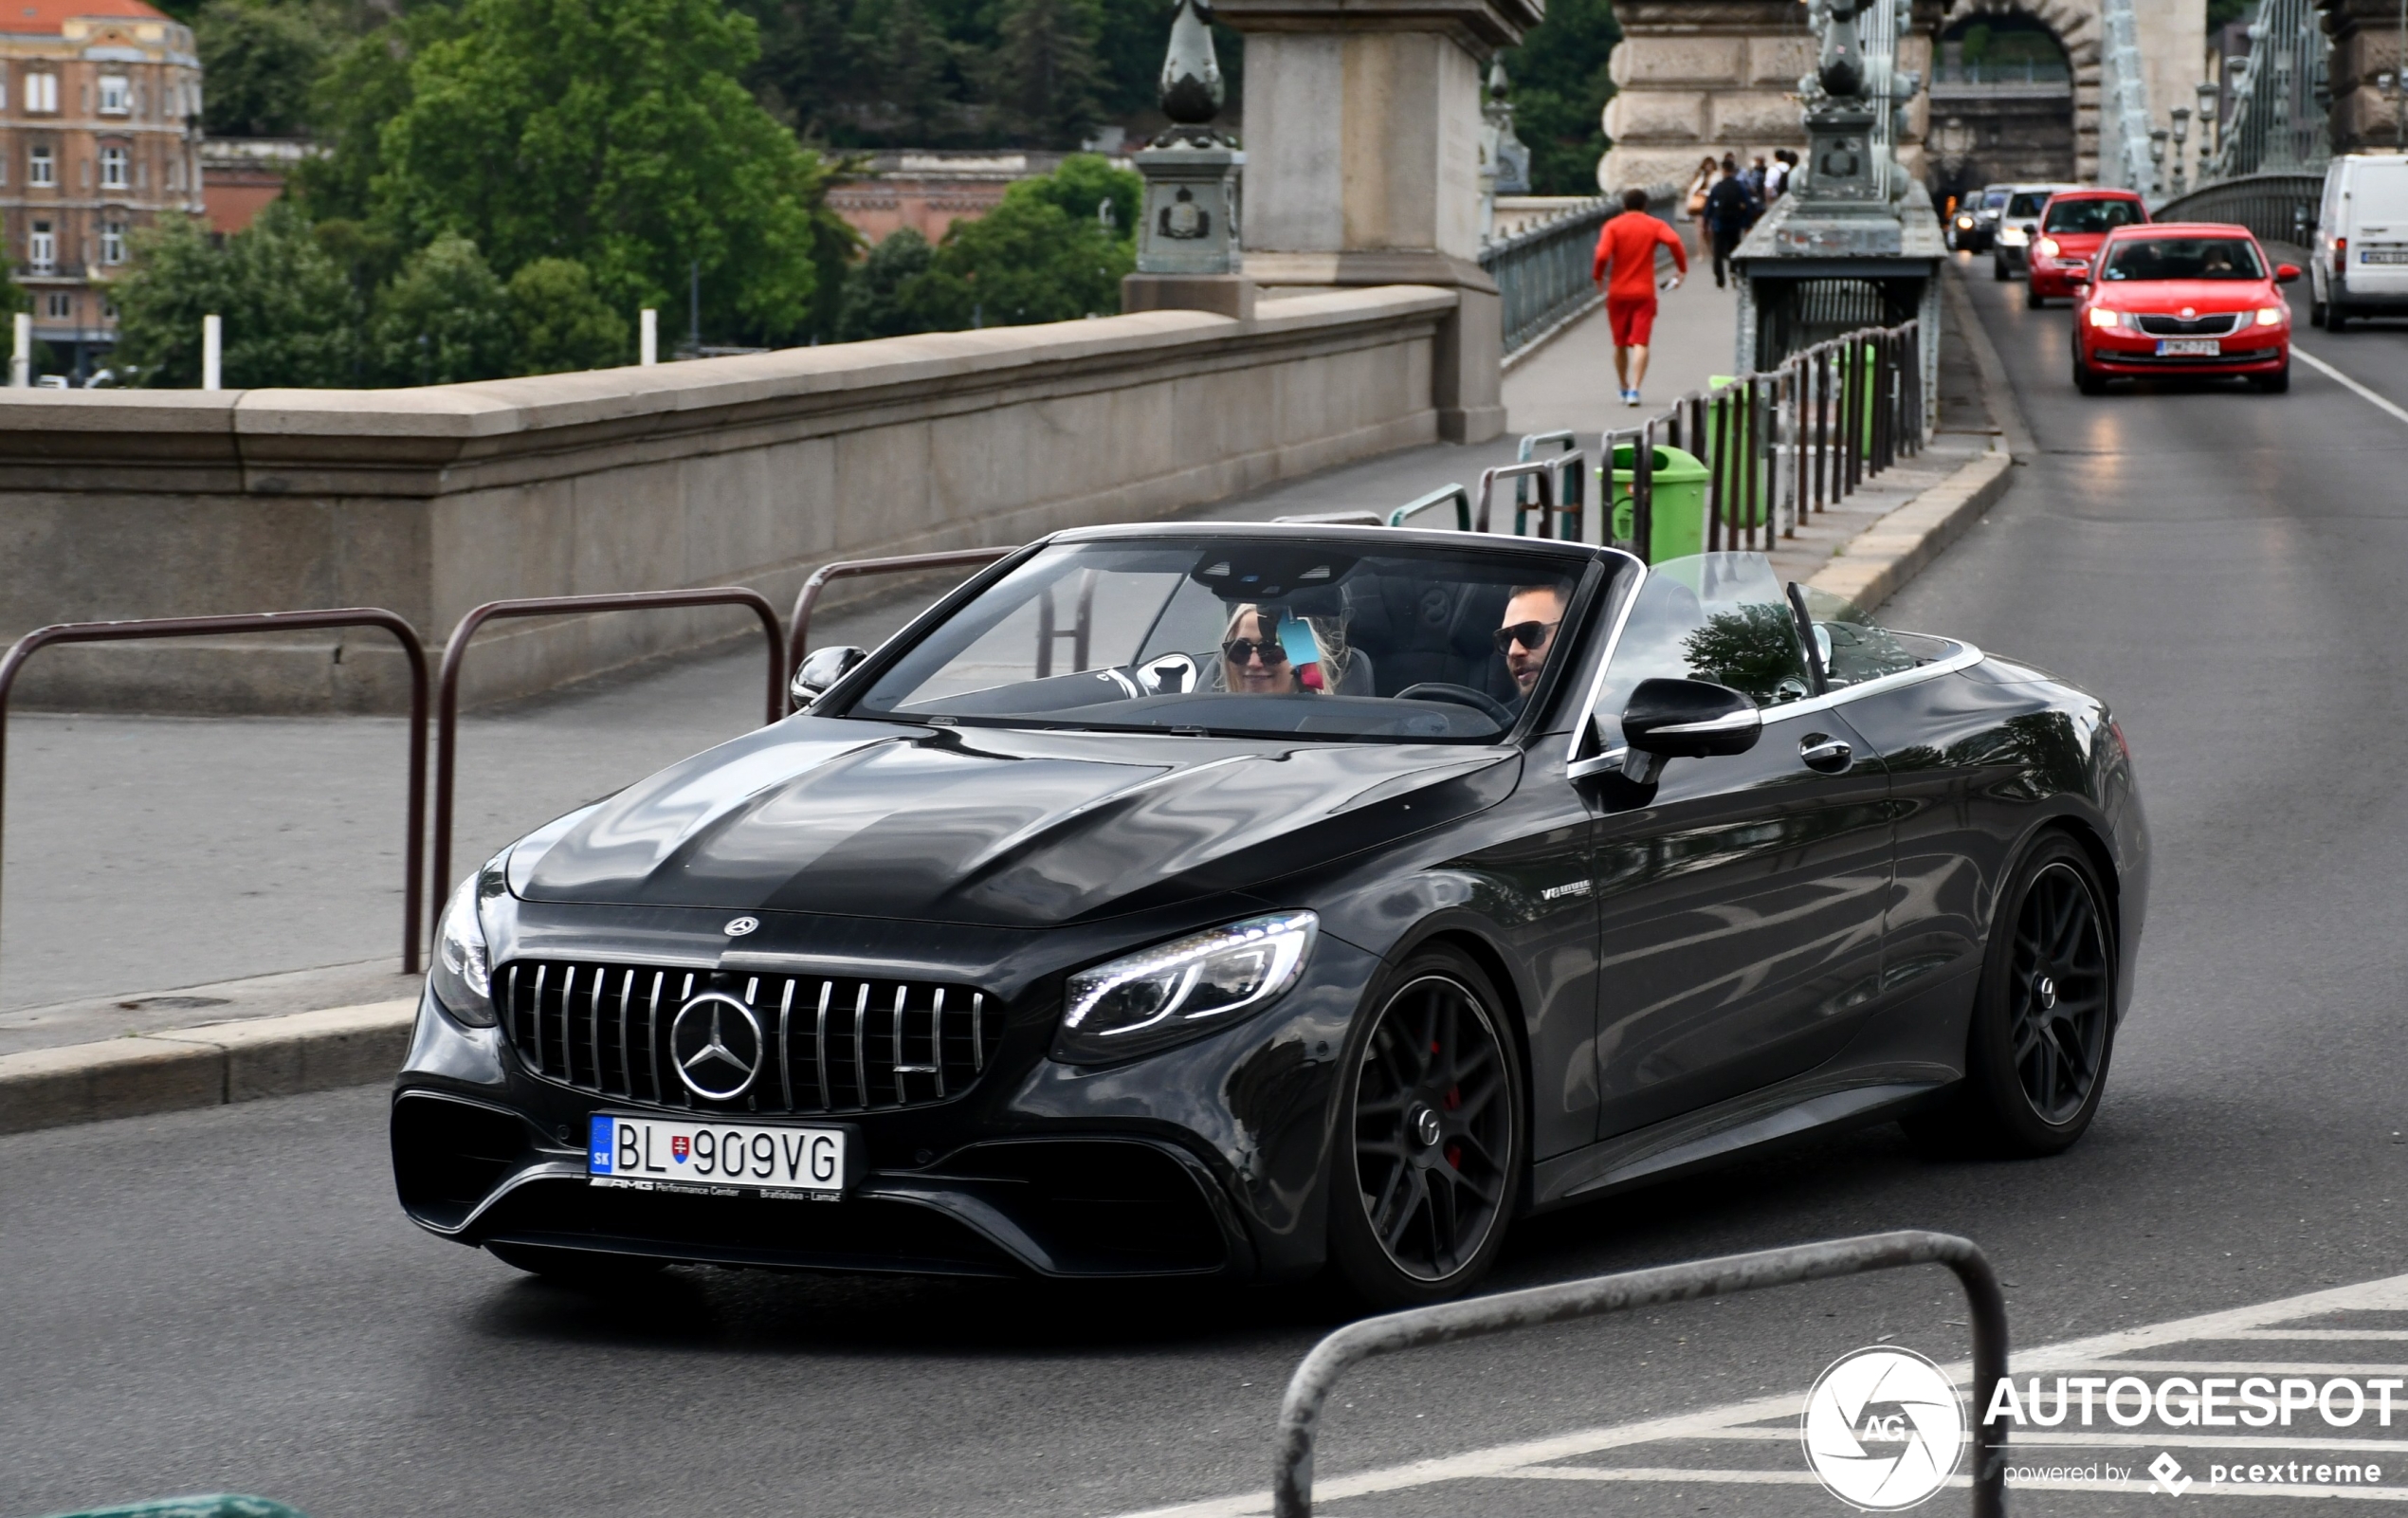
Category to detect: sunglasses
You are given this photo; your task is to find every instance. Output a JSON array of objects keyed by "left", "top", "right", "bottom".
[
  {"left": 1224, "top": 637, "right": 1291, "bottom": 666},
  {"left": 1492, "top": 619, "right": 1560, "bottom": 654}
]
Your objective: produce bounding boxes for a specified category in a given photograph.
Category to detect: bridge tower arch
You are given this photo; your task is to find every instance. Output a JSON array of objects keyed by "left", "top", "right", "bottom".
[{"left": 1926, "top": 0, "right": 2100, "bottom": 201}]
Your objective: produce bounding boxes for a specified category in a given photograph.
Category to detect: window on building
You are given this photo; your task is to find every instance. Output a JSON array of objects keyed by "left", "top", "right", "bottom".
[
  {"left": 45, "top": 292, "right": 70, "bottom": 320},
  {"left": 100, "top": 147, "right": 126, "bottom": 190},
  {"left": 28, "top": 145, "right": 53, "bottom": 187},
  {"left": 29, "top": 221, "right": 54, "bottom": 272},
  {"left": 99, "top": 75, "right": 128, "bottom": 114},
  {"left": 167, "top": 155, "right": 180, "bottom": 190},
  {"left": 25, "top": 72, "right": 56, "bottom": 114},
  {"left": 100, "top": 220, "right": 124, "bottom": 265}
]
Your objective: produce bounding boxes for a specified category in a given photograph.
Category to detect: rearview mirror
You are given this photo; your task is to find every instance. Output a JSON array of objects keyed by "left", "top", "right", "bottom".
[
  {"left": 2275, "top": 263, "right": 2302, "bottom": 283},
  {"left": 790, "top": 645, "right": 867, "bottom": 710},
  {"left": 1618, "top": 678, "right": 1760, "bottom": 782}
]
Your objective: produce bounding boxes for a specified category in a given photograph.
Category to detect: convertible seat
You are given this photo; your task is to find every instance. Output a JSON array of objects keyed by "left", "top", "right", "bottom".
[{"left": 1345, "top": 578, "right": 1518, "bottom": 701}]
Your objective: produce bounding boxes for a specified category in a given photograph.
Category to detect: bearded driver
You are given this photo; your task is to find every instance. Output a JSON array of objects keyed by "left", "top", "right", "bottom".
[
  {"left": 1591, "top": 186, "right": 1687, "bottom": 408},
  {"left": 1495, "top": 583, "right": 1566, "bottom": 709}
]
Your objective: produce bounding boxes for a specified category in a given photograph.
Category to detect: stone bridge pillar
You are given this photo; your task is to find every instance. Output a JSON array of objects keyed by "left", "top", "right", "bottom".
[{"left": 1215, "top": 0, "right": 1543, "bottom": 443}]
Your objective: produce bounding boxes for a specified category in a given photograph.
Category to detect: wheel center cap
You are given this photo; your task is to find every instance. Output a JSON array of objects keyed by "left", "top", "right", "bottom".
[
  {"left": 2035, "top": 975, "right": 2058, "bottom": 1010},
  {"left": 1412, "top": 1106, "right": 1443, "bottom": 1147}
]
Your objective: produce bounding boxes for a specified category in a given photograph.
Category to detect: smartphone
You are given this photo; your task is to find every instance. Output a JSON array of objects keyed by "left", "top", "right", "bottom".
[{"left": 1277, "top": 614, "right": 1326, "bottom": 691}]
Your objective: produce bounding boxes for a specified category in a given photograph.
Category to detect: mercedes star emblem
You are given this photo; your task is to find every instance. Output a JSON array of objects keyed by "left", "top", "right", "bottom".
[
  {"left": 668, "top": 992, "right": 764, "bottom": 1101},
  {"left": 723, "top": 916, "right": 759, "bottom": 937}
]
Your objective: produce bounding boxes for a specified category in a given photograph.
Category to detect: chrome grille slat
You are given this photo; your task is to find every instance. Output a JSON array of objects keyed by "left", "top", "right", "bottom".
[{"left": 500, "top": 959, "right": 998, "bottom": 1117}]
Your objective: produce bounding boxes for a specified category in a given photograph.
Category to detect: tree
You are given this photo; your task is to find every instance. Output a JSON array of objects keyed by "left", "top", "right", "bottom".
[
  {"left": 508, "top": 257, "right": 631, "bottom": 371},
  {"left": 370, "top": 233, "right": 513, "bottom": 385},
  {"left": 1014, "top": 151, "right": 1139, "bottom": 242},
  {"left": 113, "top": 203, "right": 362, "bottom": 387},
  {"left": 903, "top": 181, "right": 1133, "bottom": 329},
  {"left": 836, "top": 227, "right": 936, "bottom": 340},
  {"left": 986, "top": 0, "right": 1104, "bottom": 145},
  {"left": 196, "top": 0, "right": 334, "bottom": 137},
  {"left": 1501, "top": 0, "right": 1620, "bottom": 195},
  {"left": 372, "top": 0, "right": 852, "bottom": 344}
]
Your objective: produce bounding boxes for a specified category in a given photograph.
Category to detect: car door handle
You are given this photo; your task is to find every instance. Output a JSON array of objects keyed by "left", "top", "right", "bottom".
[{"left": 1799, "top": 734, "right": 1852, "bottom": 773}]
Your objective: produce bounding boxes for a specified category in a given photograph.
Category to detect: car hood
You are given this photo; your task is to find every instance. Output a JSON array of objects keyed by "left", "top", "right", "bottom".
[
  {"left": 2092, "top": 279, "right": 2271, "bottom": 311},
  {"left": 519, "top": 716, "right": 1522, "bottom": 927}
]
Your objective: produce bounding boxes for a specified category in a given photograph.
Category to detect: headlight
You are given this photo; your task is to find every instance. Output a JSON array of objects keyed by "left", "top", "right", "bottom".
[
  {"left": 1956, "top": 215, "right": 1974, "bottom": 229},
  {"left": 2035, "top": 237, "right": 2061, "bottom": 257},
  {"left": 1999, "top": 227, "right": 2028, "bottom": 247},
  {"left": 428, "top": 855, "right": 508, "bottom": 1027},
  {"left": 2255, "top": 305, "right": 2285, "bottom": 326},
  {"left": 2087, "top": 307, "right": 2123, "bottom": 328},
  {"left": 1052, "top": 911, "right": 1317, "bottom": 1064}
]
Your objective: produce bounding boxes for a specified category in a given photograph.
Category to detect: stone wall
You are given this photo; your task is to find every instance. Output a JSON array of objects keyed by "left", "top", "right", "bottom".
[{"left": 0, "top": 285, "right": 1457, "bottom": 712}]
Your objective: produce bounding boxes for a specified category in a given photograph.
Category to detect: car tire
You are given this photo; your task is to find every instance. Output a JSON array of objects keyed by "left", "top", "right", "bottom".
[
  {"left": 2071, "top": 346, "right": 2106, "bottom": 395},
  {"left": 1905, "top": 833, "right": 2117, "bottom": 1160},
  {"left": 1326, "top": 946, "right": 1525, "bottom": 1309},
  {"left": 487, "top": 1242, "right": 669, "bottom": 1287},
  {"left": 1993, "top": 258, "right": 2010, "bottom": 283},
  {"left": 2252, "top": 362, "right": 2291, "bottom": 393},
  {"left": 2329, "top": 302, "right": 2348, "bottom": 332},
  {"left": 2026, "top": 282, "right": 2045, "bottom": 309},
  {"left": 2310, "top": 297, "right": 2327, "bottom": 328}
]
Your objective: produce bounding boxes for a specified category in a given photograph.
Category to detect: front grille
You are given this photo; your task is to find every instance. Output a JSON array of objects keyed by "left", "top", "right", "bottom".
[
  {"left": 499, "top": 960, "right": 1000, "bottom": 1115},
  {"left": 2135, "top": 312, "right": 2242, "bottom": 337}
]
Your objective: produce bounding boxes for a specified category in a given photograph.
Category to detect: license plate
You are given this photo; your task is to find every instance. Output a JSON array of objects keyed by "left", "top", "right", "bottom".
[
  {"left": 2157, "top": 338, "right": 2221, "bottom": 356},
  {"left": 2361, "top": 248, "right": 2408, "bottom": 264},
  {"left": 588, "top": 1113, "right": 849, "bottom": 1199}
]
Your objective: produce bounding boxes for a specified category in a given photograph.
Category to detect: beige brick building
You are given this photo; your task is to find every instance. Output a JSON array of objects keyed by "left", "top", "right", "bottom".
[{"left": 2, "top": 0, "right": 203, "bottom": 378}]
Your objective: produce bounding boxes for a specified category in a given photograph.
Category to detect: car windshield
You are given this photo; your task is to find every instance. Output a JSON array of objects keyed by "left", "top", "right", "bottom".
[
  {"left": 2101, "top": 236, "right": 2265, "bottom": 281},
  {"left": 1982, "top": 190, "right": 2009, "bottom": 211},
  {"left": 2007, "top": 191, "right": 2052, "bottom": 217},
  {"left": 2044, "top": 198, "right": 2144, "bottom": 233},
  {"left": 846, "top": 537, "right": 1600, "bottom": 742}
]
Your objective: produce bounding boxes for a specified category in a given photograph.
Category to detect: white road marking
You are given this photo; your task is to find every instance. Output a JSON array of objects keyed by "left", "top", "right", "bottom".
[
  {"left": 1104, "top": 1269, "right": 2408, "bottom": 1518},
  {"left": 2223, "top": 1331, "right": 2408, "bottom": 1343},
  {"left": 2293, "top": 347, "right": 2408, "bottom": 428}
]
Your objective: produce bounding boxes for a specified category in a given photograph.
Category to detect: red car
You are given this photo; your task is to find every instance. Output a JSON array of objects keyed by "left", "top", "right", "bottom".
[
  {"left": 2071, "top": 222, "right": 2300, "bottom": 393},
  {"left": 2026, "top": 188, "right": 2148, "bottom": 305}
]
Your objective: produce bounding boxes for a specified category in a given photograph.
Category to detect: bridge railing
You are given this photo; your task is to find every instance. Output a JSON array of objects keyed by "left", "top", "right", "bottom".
[
  {"left": 1482, "top": 184, "right": 1677, "bottom": 357},
  {"left": 2155, "top": 171, "right": 2324, "bottom": 248}
]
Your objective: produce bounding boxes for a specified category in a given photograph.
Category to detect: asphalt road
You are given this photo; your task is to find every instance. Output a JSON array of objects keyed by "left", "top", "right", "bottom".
[{"left": 8, "top": 263, "right": 2408, "bottom": 1518}]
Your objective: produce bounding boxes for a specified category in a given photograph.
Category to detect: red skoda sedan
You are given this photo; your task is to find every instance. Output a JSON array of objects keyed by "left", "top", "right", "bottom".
[
  {"left": 2071, "top": 224, "right": 2300, "bottom": 394},
  {"left": 2027, "top": 188, "right": 2147, "bottom": 305}
]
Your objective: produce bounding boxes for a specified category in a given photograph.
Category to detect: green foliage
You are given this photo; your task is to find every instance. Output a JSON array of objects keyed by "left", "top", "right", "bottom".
[
  {"left": 2207, "top": 0, "right": 2255, "bottom": 29},
  {"left": 986, "top": 0, "right": 1103, "bottom": 143},
  {"left": 1681, "top": 604, "right": 1806, "bottom": 706},
  {"left": 113, "top": 202, "right": 363, "bottom": 387},
  {"left": 371, "top": 0, "right": 853, "bottom": 344},
  {"left": 509, "top": 257, "right": 633, "bottom": 371},
  {"left": 196, "top": 0, "right": 336, "bottom": 137},
  {"left": 1011, "top": 151, "right": 1140, "bottom": 240},
  {"left": 903, "top": 186, "right": 1133, "bottom": 328},
  {"left": 370, "top": 233, "right": 513, "bottom": 385},
  {"left": 836, "top": 227, "right": 935, "bottom": 340},
  {"left": 1501, "top": 0, "right": 1620, "bottom": 196}
]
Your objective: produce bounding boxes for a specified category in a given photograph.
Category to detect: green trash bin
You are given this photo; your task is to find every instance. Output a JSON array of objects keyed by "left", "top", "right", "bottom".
[{"left": 1606, "top": 443, "right": 1709, "bottom": 561}]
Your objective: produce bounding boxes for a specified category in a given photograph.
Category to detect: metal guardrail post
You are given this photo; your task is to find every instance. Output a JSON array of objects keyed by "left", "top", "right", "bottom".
[
  {"left": 1270, "top": 1229, "right": 2011, "bottom": 1518},
  {"left": 1473, "top": 461, "right": 1556, "bottom": 534},
  {"left": 429, "top": 588, "right": 785, "bottom": 906},
  {"left": 787, "top": 548, "right": 1019, "bottom": 681},
  {"left": 0, "top": 609, "right": 431, "bottom": 981},
  {"left": 1515, "top": 430, "right": 1579, "bottom": 531},
  {"left": 1388, "top": 485, "right": 1473, "bottom": 531},
  {"left": 1633, "top": 419, "right": 1655, "bottom": 564}
]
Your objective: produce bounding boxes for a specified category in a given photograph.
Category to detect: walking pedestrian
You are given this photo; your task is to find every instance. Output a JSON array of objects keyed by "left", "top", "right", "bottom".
[
  {"left": 1591, "top": 186, "right": 1687, "bottom": 408},
  {"left": 1685, "top": 155, "right": 1719, "bottom": 258},
  {"left": 1767, "top": 149, "right": 1795, "bottom": 199},
  {"left": 1705, "top": 154, "right": 1757, "bottom": 287}
]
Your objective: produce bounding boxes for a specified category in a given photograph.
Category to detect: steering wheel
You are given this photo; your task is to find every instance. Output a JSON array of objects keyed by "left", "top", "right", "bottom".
[{"left": 1393, "top": 682, "right": 1516, "bottom": 726}]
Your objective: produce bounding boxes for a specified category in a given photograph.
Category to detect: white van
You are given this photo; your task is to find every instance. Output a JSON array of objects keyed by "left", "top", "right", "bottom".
[{"left": 2312, "top": 154, "right": 2408, "bottom": 329}]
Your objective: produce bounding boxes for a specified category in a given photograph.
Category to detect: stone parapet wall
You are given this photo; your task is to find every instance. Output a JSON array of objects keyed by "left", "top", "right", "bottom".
[{"left": 0, "top": 285, "right": 1456, "bottom": 712}]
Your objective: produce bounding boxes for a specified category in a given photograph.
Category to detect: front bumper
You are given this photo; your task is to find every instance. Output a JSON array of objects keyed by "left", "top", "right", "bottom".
[
  {"left": 390, "top": 918, "right": 1382, "bottom": 1281},
  {"left": 2083, "top": 333, "right": 2287, "bottom": 374},
  {"left": 2029, "top": 260, "right": 2091, "bottom": 296}
]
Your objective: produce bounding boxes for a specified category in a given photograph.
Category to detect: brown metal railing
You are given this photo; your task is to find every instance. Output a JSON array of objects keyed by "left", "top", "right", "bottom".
[
  {"left": 787, "top": 549, "right": 1018, "bottom": 696},
  {"left": 429, "top": 589, "right": 785, "bottom": 907},
  {"left": 0, "top": 609, "right": 432, "bottom": 979}
]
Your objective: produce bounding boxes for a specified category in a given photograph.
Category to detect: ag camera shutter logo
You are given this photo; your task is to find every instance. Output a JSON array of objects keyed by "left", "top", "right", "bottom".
[{"left": 1801, "top": 1345, "right": 1967, "bottom": 1509}]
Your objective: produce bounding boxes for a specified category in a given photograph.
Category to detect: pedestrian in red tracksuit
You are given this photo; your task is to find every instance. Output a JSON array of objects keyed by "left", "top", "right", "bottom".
[{"left": 1591, "top": 187, "right": 1688, "bottom": 407}]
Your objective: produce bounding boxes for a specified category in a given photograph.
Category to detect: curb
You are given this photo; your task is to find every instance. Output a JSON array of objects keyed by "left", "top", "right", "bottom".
[
  {"left": 0, "top": 998, "right": 415, "bottom": 1135},
  {"left": 1804, "top": 445, "right": 2014, "bottom": 613}
]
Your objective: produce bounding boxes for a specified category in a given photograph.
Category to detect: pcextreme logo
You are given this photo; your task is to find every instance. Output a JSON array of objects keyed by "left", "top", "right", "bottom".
[{"left": 1801, "top": 1346, "right": 1968, "bottom": 1509}]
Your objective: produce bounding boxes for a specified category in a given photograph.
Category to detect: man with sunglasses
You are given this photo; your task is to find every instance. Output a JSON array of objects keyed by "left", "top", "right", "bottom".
[{"left": 1495, "top": 584, "right": 1566, "bottom": 705}]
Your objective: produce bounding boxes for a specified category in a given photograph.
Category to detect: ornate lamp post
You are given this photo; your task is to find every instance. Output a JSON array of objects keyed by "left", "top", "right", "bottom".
[
  {"left": 2196, "top": 79, "right": 2220, "bottom": 180},
  {"left": 2170, "top": 108, "right": 2191, "bottom": 196},
  {"left": 1122, "top": 0, "right": 1255, "bottom": 320},
  {"left": 2148, "top": 126, "right": 2168, "bottom": 197}
]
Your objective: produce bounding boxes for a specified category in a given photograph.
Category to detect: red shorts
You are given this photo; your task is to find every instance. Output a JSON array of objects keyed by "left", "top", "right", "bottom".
[{"left": 1606, "top": 295, "right": 1658, "bottom": 347}]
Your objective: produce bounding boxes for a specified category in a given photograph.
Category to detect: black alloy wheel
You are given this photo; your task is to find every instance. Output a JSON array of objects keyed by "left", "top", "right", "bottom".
[
  {"left": 2071, "top": 344, "right": 2106, "bottom": 396},
  {"left": 1906, "top": 833, "right": 2117, "bottom": 1158},
  {"left": 1328, "top": 949, "right": 1523, "bottom": 1307}
]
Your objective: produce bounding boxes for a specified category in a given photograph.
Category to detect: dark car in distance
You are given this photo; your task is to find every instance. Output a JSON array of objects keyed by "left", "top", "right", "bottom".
[{"left": 392, "top": 530, "right": 2148, "bottom": 1306}]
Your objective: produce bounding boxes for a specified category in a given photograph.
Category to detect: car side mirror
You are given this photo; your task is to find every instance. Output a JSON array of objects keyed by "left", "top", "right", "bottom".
[
  {"left": 1618, "top": 677, "right": 1760, "bottom": 783},
  {"left": 790, "top": 645, "right": 867, "bottom": 710},
  {"left": 2275, "top": 264, "right": 2302, "bottom": 283},
  {"left": 2022, "top": 222, "right": 2039, "bottom": 237},
  {"left": 2070, "top": 266, "right": 2091, "bottom": 284}
]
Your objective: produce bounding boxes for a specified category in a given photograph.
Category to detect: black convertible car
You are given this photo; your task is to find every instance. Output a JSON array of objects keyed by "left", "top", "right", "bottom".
[{"left": 392, "top": 527, "right": 2146, "bottom": 1306}]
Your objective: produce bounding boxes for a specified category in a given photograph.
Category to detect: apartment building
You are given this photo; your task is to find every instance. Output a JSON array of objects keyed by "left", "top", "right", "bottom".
[{"left": 3, "top": 0, "right": 203, "bottom": 376}]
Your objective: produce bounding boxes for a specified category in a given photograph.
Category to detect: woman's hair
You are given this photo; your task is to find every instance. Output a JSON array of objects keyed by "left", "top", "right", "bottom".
[{"left": 1213, "top": 602, "right": 1353, "bottom": 694}]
